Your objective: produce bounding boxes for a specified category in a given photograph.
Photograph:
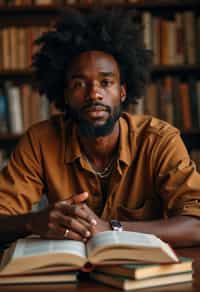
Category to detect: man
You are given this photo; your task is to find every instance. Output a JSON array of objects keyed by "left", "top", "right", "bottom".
[{"left": 0, "top": 8, "right": 200, "bottom": 247}]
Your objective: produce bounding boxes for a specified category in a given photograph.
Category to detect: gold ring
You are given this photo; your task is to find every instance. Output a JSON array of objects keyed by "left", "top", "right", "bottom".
[{"left": 64, "top": 228, "right": 69, "bottom": 238}]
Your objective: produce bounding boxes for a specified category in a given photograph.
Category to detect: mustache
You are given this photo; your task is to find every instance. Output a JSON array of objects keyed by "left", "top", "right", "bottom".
[{"left": 81, "top": 102, "right": 111, "bottom": 112}]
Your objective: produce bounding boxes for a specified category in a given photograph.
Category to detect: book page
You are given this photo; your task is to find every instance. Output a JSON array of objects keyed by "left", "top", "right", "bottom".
[
  {"left": 12, "top": 238, "right": 86, "bottom": 260},
  {"left": 87, "top": 231, "right": 163, "bottom": 256}
]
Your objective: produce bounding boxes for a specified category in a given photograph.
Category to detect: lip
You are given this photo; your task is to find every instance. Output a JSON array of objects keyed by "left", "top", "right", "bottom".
[
  {"left": 84, "top": 105, "right": 107, "bottom": 112},
  {"left": 83, "top": 106, "right": 108, "bottom": 119}
]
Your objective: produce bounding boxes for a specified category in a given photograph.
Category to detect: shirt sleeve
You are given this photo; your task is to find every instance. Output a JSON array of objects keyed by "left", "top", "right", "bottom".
[
  {"left": 0, "top": 128, "right": 45, "bottom": 215},
  {"left": 153, "top": 128, "right": 200, "bottom": 218}
]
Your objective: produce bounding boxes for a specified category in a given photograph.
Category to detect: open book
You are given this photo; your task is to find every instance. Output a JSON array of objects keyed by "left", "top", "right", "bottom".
[{"left": 0, "top": 231, "right": 178, "bottom": 276}]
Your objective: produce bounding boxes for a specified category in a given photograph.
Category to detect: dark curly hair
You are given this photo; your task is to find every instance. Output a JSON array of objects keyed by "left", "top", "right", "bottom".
[{"left": 32, "top": 8, "right": 152, "bottom": 111}]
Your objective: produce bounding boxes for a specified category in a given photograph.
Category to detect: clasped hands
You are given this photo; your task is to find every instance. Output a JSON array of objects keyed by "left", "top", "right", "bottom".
[{"left": 28, "top": 192, "right": 110, "bottom": 242}]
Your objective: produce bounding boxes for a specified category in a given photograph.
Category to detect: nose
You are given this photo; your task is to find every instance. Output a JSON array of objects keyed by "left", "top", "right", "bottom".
[{"left": 86, "top": 82, "right": 103, "bottom": 101}]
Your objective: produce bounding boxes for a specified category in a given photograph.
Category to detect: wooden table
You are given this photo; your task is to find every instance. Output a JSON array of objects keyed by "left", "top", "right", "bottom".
[{"left": 1, "top": 247, "right": 200, "bottom": 292}]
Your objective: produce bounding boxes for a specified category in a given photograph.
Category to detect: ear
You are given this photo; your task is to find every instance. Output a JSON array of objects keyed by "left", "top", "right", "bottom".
[{"left": 120, "top": 85, "right": 126, "bottom": 103}]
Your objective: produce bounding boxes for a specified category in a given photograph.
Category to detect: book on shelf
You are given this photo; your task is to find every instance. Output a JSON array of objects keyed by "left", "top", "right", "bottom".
[
  {"left": 183, "top": 11, "right": 196, "bottom": 65},
  {"left": 90, "top": 271, "right": 192, "bottom": 291},
  {"left": 142, "top": 12, "right": 153, "bottom": 51},
  {"left": 4, "top": 81, "right": 23, "bottom": 134},
  {"left": 94, "top": 257, "right": 192, "bottom": 280},
  {"left": 179, "top": 82, "right": 192, "bottom": 130},
  {"left": 34, "top": 0, "right": 53, "bottom": 5},
  {"left": 189, "top": 77, "right": 199, "bottom": 129},
  {"left": 0, "top": 231, "right": 178, "bottom": 277},
  {"left": 0, "top": 88, "right": 9, "bottom": 133},
  {"left": 175, "top": 12, "right": 185, "bottom": 65}
]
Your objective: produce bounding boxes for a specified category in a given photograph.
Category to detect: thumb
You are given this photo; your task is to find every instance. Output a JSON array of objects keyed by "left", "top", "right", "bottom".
[{"left": 67, "top": 192, "right": 88, "bottom": 204}]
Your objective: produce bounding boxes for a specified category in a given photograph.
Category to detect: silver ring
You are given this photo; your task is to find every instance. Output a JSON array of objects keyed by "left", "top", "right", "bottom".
[{"left": 64, "top": 228, "right": 69, "bottom": 238}]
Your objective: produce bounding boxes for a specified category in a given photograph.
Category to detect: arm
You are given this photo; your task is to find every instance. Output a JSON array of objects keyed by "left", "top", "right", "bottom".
[
  {"left": 0, "top": 128, "right": 96, "bottom": 244},
  {"left": 74, "top": 205, "right": 200, "bottom": 247},
  {"left": 76, "top": 129, "right": 200, "bottom": 247},
  {"left": 121, "top": 215, "right": 200, "bottom": 247},
  {"left": 0, "top": 192, "right": 96, "bottom": 244}
]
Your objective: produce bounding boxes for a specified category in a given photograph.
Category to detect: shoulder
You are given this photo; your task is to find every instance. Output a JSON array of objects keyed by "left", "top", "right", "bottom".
[
  {"left": 27, "top": 114, "right": 65, "bottom": 137},
  {"left": 16, "top": 114, "right": 72, "bottom": 153},
  {"left": 25, "top": 114, "right": 72, "bottom": 142},
  {"left": 121, "top": 112, "right": 180, "bottom": 139}
]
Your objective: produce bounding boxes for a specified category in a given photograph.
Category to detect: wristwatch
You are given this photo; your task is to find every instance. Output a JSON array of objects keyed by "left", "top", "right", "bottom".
[{"left": 110, "top": 219, "right": 123, "bottom": 231}]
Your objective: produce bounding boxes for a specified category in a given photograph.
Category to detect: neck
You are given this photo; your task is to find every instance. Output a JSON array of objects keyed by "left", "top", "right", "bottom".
[{"left": 79, "top": 122, "right": 120, "bottom": 170}]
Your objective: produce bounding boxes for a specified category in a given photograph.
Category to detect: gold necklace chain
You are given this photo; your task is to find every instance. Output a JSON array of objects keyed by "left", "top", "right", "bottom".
[{"left": 84, "top": 155, "right": 115, "bottom": 178}]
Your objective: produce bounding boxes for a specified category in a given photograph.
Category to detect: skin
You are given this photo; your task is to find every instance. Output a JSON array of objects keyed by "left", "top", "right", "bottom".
[{"left": 1, "top": 51, "right": 200, "bottom": 247}]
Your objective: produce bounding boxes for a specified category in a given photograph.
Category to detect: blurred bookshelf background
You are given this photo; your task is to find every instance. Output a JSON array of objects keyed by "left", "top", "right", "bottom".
[{"left": 0, "top": 0, "right": 200, "bottom": 171}]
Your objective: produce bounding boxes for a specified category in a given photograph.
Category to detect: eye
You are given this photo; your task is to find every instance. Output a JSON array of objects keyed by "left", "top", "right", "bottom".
[
  {"left": 101, "top": 79, "right": 113, "bottom": 88},
  {"left": 70, "top": 79, "right": 86, "bottom": 90}
]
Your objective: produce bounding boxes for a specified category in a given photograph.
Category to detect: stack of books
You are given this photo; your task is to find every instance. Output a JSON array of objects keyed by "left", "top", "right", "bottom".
[
  {"left": 90, "top": 257, "right": 192, "bottom": 290},
  {"left": 0, "top": 231, "right": 192, "bottom": 288}
]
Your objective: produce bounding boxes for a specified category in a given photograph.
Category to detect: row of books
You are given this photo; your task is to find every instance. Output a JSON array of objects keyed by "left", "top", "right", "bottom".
[
  {"left": 0, "top": 231, "right": 192, "bottom": 290},
  {"left": 0, "top": 0, "right": 138, "bottom": 6},
  {"left": 0, "top": 26, "right": 49, "bottom": 71},
  {"left": 128, "top": 76, "right": 200, "bottom": 131},
  {"left": 1, "top": 12, "right": 199, "bottom": 71},
  {"left": 142, "top": 11, "right": 200, "bottom": 65},
  {"left": 0, "top": 81, "right": 59, "bottom": 134}
]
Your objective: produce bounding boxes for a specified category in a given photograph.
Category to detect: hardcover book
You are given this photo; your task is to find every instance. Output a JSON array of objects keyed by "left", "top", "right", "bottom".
[
  {"left": 90, "top": 271, "right": 192, "bottom": 291},
  {"left": 94, "top": 257, "right": 192, "bottom": 280}
]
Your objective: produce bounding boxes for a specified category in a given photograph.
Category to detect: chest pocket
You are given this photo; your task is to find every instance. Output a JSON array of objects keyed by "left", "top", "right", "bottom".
[{"left": 117, "top": 198, "right": 163, "bottom": 221}]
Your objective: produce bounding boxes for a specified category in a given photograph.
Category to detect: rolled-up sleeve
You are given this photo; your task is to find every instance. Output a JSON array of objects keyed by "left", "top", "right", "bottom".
[
  {"left": 154, "top": 129, "right": 200, "bottom": 218},
  {"left": 0, "top": 128, "right": 44, "bottom": 215}
]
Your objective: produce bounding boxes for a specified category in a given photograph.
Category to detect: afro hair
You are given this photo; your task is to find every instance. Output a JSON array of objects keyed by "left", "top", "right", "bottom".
[{"left": 32, "top": 8, "right": 152, "bottom": 111}]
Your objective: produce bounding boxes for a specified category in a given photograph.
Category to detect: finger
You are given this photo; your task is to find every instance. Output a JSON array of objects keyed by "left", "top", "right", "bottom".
[
  {"left": 65, "top": 229, "right": 86, "bottom": 241},
  {"left": 47, "top": 222, "right": 86, "bottom": 241},
  {"left": 46, "top": 223, "right": 67, "bottom": 239},
  {"left": 51, "top": 212, "right": 91, "bottom": 238},
  {"left": 79, "top": 217, "right": 96, "bottom": 235},
  {"left": 55, "top": 203, "right": 94, "bottom": 224},
  {"left": 66, "top": 192, "right": 89, "bottom": 204},
  {"left": 78, "top": 203, "right": 97, "bottom": 226}
]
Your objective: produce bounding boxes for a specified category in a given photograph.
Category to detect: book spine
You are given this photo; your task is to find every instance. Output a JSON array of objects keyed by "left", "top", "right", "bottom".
[
  {"left": 5, "top": 81, "right": 24, "bottom": 134},
  {"left": 0, "top": 87, "right": 9, "bottom": 133},
  {"left": 142, "top": 12, "right": 153, "bottom": 50},
  {"left": 174, "top": 13, "right": 184, "bottom": 64},
  {"left": 183, "top": 11, "right": 196, "bottom": 65},
  {"left": 179, "top": 82, "right": 192, "bottom": 130}
]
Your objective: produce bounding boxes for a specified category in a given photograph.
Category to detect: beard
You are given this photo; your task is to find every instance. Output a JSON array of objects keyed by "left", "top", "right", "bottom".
[{"left": 65, "top": 102, "right": 122, "bottom": 138}]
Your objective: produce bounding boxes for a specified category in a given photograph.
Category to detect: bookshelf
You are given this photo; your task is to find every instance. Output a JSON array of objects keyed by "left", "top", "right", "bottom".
[{"left": 0, "top": 0, "right": 200, "bottom": 166}]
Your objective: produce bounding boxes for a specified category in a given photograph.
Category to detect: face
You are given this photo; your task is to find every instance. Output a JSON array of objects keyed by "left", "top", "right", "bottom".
[{"left": 64, "top": 51, "right": 126, "bottom": 137}]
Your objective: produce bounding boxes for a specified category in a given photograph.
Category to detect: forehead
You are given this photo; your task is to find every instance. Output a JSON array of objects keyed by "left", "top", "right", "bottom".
[{"left": 67, "top": 51, "right": 120, "bottom": 78}]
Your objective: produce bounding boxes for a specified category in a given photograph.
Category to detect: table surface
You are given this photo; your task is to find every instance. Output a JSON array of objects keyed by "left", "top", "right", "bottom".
[{"left": 1, "top": 247, "right": 200, "bottom": 292}]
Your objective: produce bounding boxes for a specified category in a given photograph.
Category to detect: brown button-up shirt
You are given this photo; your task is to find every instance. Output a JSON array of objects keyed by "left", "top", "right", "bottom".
[{"left": 0, "top": 112, "right": 200, "bottom": 221}]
